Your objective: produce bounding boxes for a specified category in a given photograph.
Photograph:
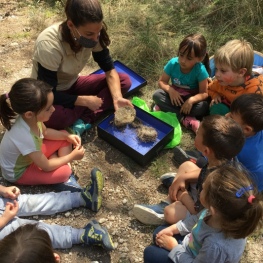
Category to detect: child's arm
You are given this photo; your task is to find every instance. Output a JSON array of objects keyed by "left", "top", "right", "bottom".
[
  {"left": 180, "top": 78, "right": 208, "bottom": 115},
  {"left": 158, "top": 72, "right": 184, "bottom": 106},
  {"left": 28, "top": 145, "right": 85, "bottom": 172},
  {"left": 0, "top": 201, "right": 19, "bottom": 229},
  {"left": 42, "top": 124, "right": 81, "bottom": 147},
  {"left": 169, "top": 165, "right": 201, "bottom": 202},
  {"left": 177, "top": 190, "right": 197, "bottom": 215}
]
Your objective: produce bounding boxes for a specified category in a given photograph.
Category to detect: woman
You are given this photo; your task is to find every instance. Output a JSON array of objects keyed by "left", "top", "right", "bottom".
[{"left": 31, "top": 0, "right": 132, "bottom": 130}]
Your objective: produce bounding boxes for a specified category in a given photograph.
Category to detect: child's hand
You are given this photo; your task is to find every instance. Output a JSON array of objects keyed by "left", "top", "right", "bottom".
[
  {"left": 169, "top": 177, "right": 186, "bottom": 202},
  {"left": 1, "top": 186, "right": 20, "bottom": 199},
  {"left": 71, "top": 145, "right": 85, "bottom": 160},
  {"left": 156, "top": 234, "right": 178, "bottom": 251},
  {"left": 157, "top": 226, "right": 174, "bottom": 238},
  {"left": 180, "top": 98, "right": 194, "bottom": 114},
  {"left": 3, "top": 201, "right": 19, "bottom": 221},
  {"left": 168, "top": 88, "right": 184, "bottom": 106},
  {"left": 66, "top": 134, "right": 81, "bottom": 147},
  {"left": 210, "top": 95, "right": 222, "bottom": 106}
]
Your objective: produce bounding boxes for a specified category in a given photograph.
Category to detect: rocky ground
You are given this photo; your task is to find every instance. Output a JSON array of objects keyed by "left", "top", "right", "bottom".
[{"left": 0, "top": 1, "right": 263, "bottom": 263}]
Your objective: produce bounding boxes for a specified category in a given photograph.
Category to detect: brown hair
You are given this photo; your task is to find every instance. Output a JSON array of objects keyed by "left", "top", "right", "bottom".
[
  {"left": 0, "top": 224, "right": 58, "bottom": 263},
  {"left": 230, "top": 93, "right": 263, "bottom": 133},
  {"left": 214, "top": 39, "right": 254, "bottom": 76},
  {"left": 204, "top": 165, "right": 263, "bottom": 238},
  {"left": 0, "top": 78, "right": 52, "bottom": 130},
  {"left": 178, "top": 33, "right": 211, "bottom": 76},
  {"left": 201, "top": 115, "right": 245, "bottom": 160},
  {"left": 61, "top": 0, "right": 110, "bottom": 52}
]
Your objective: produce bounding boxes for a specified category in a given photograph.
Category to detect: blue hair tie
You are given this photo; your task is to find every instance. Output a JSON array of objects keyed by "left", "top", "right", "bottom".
[{"left": 236, "top": 185, "right": 253, "bottom": 198}]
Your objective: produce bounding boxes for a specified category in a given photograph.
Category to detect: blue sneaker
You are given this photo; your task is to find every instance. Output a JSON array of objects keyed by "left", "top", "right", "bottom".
[
  {"left": 173, "top": 146, "right": 207, "bottom": 168},
  {"left": 53, "top": 174, "right": 82, "bottom": 192},
  {"left": 160, "top": 172, "right": 177, "bottom": 188},
  {"left": 81, "top": 219, "right": 115, "bottom": 251},
  {"left": 70, "top": 119, "right": 91, "bottom": 136},
  {"left": 81, "top": 168, "right": 104, "bottom": 212},
  {"left": 133, "top": 201, "right": 170, "bottom": 225}
]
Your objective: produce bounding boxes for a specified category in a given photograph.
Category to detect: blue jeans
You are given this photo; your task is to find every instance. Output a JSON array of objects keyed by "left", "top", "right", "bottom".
[
  {"left": 0, "top": 191, "right": 75, "bottom": 248},
  {"left": 144, "top": 225, "right": 184, "bottom": 263}
]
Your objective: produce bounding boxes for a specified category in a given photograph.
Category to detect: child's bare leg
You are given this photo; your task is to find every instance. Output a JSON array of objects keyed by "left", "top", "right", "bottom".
[
  {"left": 177, "top": 190, "right": 197, "bottom": 215},
  {"left": 164, "top": 201, "right": 188, "bottom": 224}
]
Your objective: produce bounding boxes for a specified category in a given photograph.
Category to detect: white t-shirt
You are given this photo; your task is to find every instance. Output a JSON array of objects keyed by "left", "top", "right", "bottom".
[{"left": 0, "top": 116, "right": 43, "bottom": 182}]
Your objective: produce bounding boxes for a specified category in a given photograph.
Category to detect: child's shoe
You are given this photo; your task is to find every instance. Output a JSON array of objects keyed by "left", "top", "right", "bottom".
[
  {"left": 70, "top": 119, "right": 91, "bottom": 136},
  {"left": 81, "top": 168, "right": 104, "bottom": 212},
  {"left": 53, "top": 174, "right": 82, "bottom": 192},
  {"left": 181, "top": 116, "right": 200, "bottom": 133},
  {"left": 152, "top": 104, "right": 160, "bottom": 112},
  {"left": 81, "top": 219, "right": 115, "bottom": 251}
]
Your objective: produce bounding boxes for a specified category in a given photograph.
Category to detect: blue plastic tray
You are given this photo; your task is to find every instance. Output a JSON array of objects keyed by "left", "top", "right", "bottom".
[
  {"left": 97, "top": 106, "right": 174, "bottom": 166},
  {"left": 91, "top": 60, "right": 147, "bottom": 97}
]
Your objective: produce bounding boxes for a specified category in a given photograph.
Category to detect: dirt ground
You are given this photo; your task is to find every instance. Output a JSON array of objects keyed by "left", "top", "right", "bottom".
[{"left": 0, "top": 1, "right": 263, "bottom": 263}]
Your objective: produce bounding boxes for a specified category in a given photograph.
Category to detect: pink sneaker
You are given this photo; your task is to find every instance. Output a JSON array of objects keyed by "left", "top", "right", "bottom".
[
  {"left": 182, "top": 116, "right": 200, "bottom": 133},
  {"left": 153, "top": 104, "right": 160, "bottom": 111}
]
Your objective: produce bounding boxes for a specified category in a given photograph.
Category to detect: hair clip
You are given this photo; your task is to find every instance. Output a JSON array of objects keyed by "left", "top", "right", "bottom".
[
  {"left": 236, "top": 185, "right": 253, "bottom": 198},
  {"left": 5, "top": 93, "right": 9, "bottom": 99},
  {"left": 248, "top": 195, "right": 255, "bottom": 204}
]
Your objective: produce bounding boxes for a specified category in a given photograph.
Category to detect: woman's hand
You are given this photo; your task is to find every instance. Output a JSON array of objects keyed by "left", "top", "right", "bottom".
[
  {"left": 113, "top": 97, "right": 133, "bottom": 111},
  {"left": 75, "top": 95, "right": 103, "bottom": 111},
  {"left": 168, "top": 87, "right": 184, "bottom": 106}
]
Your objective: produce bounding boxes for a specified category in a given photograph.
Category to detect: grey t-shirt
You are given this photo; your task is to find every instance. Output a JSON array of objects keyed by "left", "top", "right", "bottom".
[{"left": 168, "top": 209, "right": 246, "bottom": 263}]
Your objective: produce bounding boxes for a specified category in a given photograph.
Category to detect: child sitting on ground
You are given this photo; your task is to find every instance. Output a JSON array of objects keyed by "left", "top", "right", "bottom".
[
  {"left": 0, "top": 224, "right": 61, "bottom": 263},
  {"left": 0, "top": 177, "right": 114, "bottom": 252},
  {"left": 133, "top": 115, "right": 245, "bottom": 225},
  {"left": 153, "top": 33, "right": 211, "bottom": 133},
  {"left": 144, "top": 165, "right": 263, "bottom": 263},
  {"left": 227, "top": 93, "right": 263, "bottom": 192},
  {"left": 0, "top": 78, "right": 89, "bottom": 192},
  {"left": 208, "top": 39, "right": 263, "bottom": 116}
]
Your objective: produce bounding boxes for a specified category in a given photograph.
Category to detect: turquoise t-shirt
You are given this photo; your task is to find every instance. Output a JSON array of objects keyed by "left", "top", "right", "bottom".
[{"left": 164, "top": 57, "right": 209, "bottom": 90}]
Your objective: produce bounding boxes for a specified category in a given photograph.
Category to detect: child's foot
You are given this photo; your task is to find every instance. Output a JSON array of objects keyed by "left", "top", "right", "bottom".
[
  {"left": 152, "top": 104, "right": 160, "bottom": 112},
  {"left": 133, "top": 201, "right": 170, "bottom": 225},
  {"left": 81, "top": 168, "right": 104, "bottom": 212},
  {"left": 70, "top": 119, "right": 91, "bottom": 136},
  {"left": 159, "top": 172, "right": 177, "bottom": 188},
  {"left": 181, "top": 116, "right": 200, "bottom": 133},
  {"left": 81, "top": 219, "right": 115, "bottom": 251}
]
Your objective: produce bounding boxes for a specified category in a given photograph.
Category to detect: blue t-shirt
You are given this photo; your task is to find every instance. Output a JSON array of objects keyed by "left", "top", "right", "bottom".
[
  {"left": 164, "top": 57, "right": 209, "bottom": 90},
  {"left": 237, "top": 131, "right": 263, "bottom": 191}
]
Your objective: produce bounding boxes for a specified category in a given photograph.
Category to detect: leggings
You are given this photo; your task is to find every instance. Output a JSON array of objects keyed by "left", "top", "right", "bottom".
[{"left": 16, "top": 138, "right": 72, "bottom": 185}]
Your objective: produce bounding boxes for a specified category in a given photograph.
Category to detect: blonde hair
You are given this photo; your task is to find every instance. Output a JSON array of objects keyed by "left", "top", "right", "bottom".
[{"left": 214, "top": 39, "right": 254, "bottom": 76}]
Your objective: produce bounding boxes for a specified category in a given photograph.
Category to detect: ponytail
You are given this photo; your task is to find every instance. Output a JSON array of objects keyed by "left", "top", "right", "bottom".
[{"left": 0, "top": 93, "right": 16, "bottom": 130}]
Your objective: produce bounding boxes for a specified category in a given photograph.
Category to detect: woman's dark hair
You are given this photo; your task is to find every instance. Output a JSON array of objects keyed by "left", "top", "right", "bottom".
[
  {"left": 61, "top": 0, "right": 110, "bottom": 52},
  {"left": 230, "top": 93, "right": 263, "bottom": 133},
  {"left": 178, "top": 33, "right": 211, "bottom": 76},
  {"left": 0, "top": 78, "right": 53, "bottom": 130},
  {"left": 204, "top": 165, "right": 263, "bottom": 239},
  {"left": 201, "top": 115, "right": 245, "bottom": 160},
  {"left": 0, "top": 224, "right": 58, "bottom": 263}
]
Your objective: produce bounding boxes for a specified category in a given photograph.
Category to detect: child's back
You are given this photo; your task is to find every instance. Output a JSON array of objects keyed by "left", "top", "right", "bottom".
[{"left": 228, "top": 93, "right": 263, "bottom": 191}]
